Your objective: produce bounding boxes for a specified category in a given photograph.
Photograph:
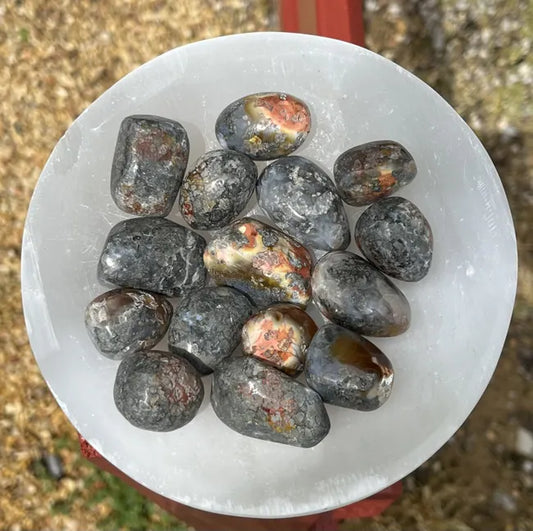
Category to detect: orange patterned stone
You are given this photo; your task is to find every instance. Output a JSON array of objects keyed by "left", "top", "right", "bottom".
[
  {"left": 215, "top": 92, "right": 311, "bottom": 160},
  {"left": 204, "top": 218, "right": 312, "bottom": 308},
  {"left": 242, "top": 304, "right": 317, "bottom": 376}
]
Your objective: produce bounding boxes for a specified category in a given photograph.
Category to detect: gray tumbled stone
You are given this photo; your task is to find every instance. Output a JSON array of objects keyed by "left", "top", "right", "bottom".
[
  {"left": 113, "top": 350, "right": 204, "bottom": 431},
  {"left": 98, "top": 217, "right": 206, "bottom": 297},
  {"left": 111, "top": 115, "right": 189, "bottom": 216},
  {"left": 257, "top": 156, "right": 350, "bottom": 251},
  {"left": 211, "top": 356, "right": 330, "bottom": 447},
  {"left": 305, "top": 324, "right": 394, "bottom": 411},
  {"left": 312, "top": 251, "right": 410, "bottom": 337},
  {"left": 355, "top": 196, "right": 433, "bottom": 281},
  {"left": 85, "top": 288, "right": 172, "bottom": 360},
  {"left": 168, "top": 286, "right": 255, "bottom": 374},
  {"left": 179, "top": 150, "right": 257, "bottom": 230}
]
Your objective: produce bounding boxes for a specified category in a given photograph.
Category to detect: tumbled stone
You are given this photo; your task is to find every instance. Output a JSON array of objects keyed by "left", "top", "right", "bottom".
[
  {"left": 242, "top": 304, "right": 317, "bottom": 376},
  {"left": 257, "top": 156, "right": 350, "bottom": 251},
  {"left": 312, "top": 251, "right": 410, "bottom": 336},
  {"left": 98, "top": 217, "right": 206, "bottom": 297},
  {"left": 204, "top": 217, "right": 312, "bottom": 307},
  {"left": 168, "top": 286, "right": 255, "bottom": 374},
  {"left": 305, "top": 324, "right": 394, "bottom": 411},
  {"left": 110, "top": 115, "right": 189, "bottom": 216},
  {"left": 179, "top": 150, "right": 257, "bottom": 230},
  {"left": 334, "top": 140, "right": 417, "bottom": 206},
  {"left": 355, "top": 196, "right": 433, "bottom": 281},
  {"left": 215, "top": 92, "right": 311, "bottom": 160},
  {"left": 211, "top": 356, "right": 330, "bottom": 447},
  {"left": 113, "top": 350, "right": 203, "bottom": 431},
  {"left": 85, "top": 288, "right": 172, "bottom": 360}
]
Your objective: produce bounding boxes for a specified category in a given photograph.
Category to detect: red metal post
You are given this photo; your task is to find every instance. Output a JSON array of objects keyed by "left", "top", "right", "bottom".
[{"left": 279, "top": 0, "right": 365, "bottom": 46}]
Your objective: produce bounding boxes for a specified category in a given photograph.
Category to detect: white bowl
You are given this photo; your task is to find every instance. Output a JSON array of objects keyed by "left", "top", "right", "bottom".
[{"left": 21, "top": 32, "right": 517, "bottom": 518}]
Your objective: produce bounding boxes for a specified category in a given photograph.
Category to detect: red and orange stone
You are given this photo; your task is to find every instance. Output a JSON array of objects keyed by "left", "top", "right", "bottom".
[
  {"left": 242, "top": 304, "right": 317, "bottom": 376},
  {"left": 215, "top": 92, "right": 311, "bottom": 160},
  {"left": 204, "top": 218, "right": 312, "bottom": 308}
]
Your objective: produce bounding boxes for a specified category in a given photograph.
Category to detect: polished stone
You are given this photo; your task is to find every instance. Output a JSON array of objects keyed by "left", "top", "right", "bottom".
[
  {"left": 113, "top": 350, "right": 204, "bottom": 431},
  {"left": 215, "top": 92, "right": 311, "bottom": 160},
  {"left": 98, "top": 217, "right": 206, "bottom": 297},
  {"left": 111, "top": 115, "right": 189, "bottom": 216},
  {"left": 305, "top": 324, "right": 394, "bottom": 411},
  {"left": 242, "top": 303, "right": 317, "bottom": 376},
  {"left": 334, "top": 140, "right": 417, "bottom": 206},
  {"left": 257, "top": 156, "right": 350, "bottom": 251},
  {"left": 85, "top": 288, "right": 172, "bottom": 360},
  {"left": 211, "top": 356, "right": 330, "bottom": 447},
  {"left": 179, "top": 149, "right": 257, "bottom": 230},
  {"left": 312, "top": 251, "right": 411, "bottom": 336},
  {"left": 204, "top": 217, "right": 312, "bottom": 307},
  {"left": 355, "top": 196, "right": 433, "bottom": 281},
  {"left": 168, "top": 286, "right": 255, "bottom": 374}
]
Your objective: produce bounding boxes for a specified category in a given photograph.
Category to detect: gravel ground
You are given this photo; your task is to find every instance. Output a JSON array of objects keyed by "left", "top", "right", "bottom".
[{"left": 0, "top": 1, "right": 531, "bottom": 530}]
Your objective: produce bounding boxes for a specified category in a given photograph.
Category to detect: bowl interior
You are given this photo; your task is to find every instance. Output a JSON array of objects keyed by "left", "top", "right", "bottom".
[{"left": 21, "top": 32, "right": 517, "bottom": 517}]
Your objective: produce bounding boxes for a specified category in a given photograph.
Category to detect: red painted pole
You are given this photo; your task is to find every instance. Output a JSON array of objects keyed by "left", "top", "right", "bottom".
[
  {"left": 280, "top": 0, "right": 300, "bottom": 33},
  {"left": 279, "top": 0, "right": 365, "bottom": 46}
]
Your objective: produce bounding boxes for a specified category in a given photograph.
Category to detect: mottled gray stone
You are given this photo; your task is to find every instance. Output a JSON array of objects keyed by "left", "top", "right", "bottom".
[
  {"left": 257, "top": 156, "right": 350, "bottom": 251},
  {"left": 168, "top": 286, "right": 255, "bottom": 374},
  {"left": 179, "top": 149, "right": 257, "bottom": 230},
  {"left": 211, "top": 356, "right": 330, "bottom": 447},
  {"left": 312, "top": 251, "right": 410, "bottom": 336},
  {"left": 85, "top": 288, "right": 172, "bottom": 360},
  {"left": 203, "top": 218, "right": 312, "bottom": 308},
  {"left": 305, "top": 324, "right": 394, "bottom": 411},
  {"left": 111, "top": 115, "right": 189, "bottom": 216},
  {"left": 215, "top": 92, "right": 311, "bottom": 160},
  {"left": 334, "top": 140, "right": 417, "bottom": 206},
  {"left": 355, "top": 196, "right": 433, "bottom": 281},
  {"left": 98, "top": 217, "right": 206, "bottom": 297},
  {"left": 113, "top": 350, "right": 204, "bottom": 431}
]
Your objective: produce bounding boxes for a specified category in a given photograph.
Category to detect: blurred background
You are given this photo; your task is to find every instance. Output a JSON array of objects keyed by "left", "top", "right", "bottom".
[{"left": 0, "top": 0, "right": 531, "bottom": 530}]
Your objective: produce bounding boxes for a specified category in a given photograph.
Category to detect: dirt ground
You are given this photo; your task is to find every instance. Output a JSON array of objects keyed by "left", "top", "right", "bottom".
[{"left": 0, "top": 1, "right": 531, "bottom": 530}]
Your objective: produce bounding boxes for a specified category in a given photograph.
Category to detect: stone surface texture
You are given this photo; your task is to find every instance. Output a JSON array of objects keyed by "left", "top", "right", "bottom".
[
  {"left": 312, "top": 251, "right": 411, "bottom": 336},
  {"left": 168, "top": 286, "right": 255, "bottom": 374},
  {"left": 242, "top": 303, "right": 317, "bottom": 375},
  {"left": 85, "top": 288, "right": 172, "bottom": 360},
  {"left": 257, "top": 156, "right": 350, "bottom": 251},
  {"left": 98, "top": 217, "right": 206, "bottom": 297},
  {"left": 334, "top": 140, "right": 417, "bottom": 206},
  {"left": 179, "top": 149, "right": 257, "bottom": 230},
  {"left": 355, "top": 196, "right": 433, "bottom": 281},
  {"left": 110, "top": 115, "right": 189, "bottom": 216},
  {"left": 113, "top": 350, "right": 204, "bottom": 432},
  {"left": 211, "top": 356, "right": 330, "bottom": 447},
  {"left": 215, "top": 92, "right": 311, "bottom": 160},
  {"left": 204, "top": 217, "right": 312, "bottom": 307},
  {"left": 305, "top": 324, "right": 394, "bottom": 411}
]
